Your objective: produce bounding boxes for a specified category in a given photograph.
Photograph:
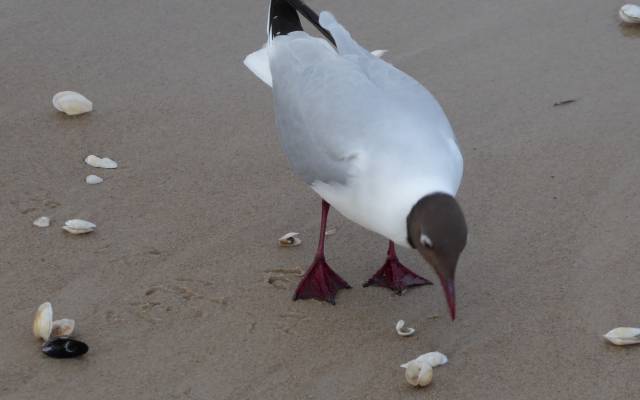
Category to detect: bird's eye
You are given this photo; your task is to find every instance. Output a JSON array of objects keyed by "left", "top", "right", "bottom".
[{"left": 420, "top": 233, "right": 433, "bottom": 248}]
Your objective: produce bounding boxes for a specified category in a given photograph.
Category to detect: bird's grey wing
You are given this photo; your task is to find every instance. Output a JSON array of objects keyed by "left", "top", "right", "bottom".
[
  {"left": 318, "top": 12, "right": 455, "bottom": 140},
  {"left": 268, "top": 32, "right": 390, "bottom": 185}
]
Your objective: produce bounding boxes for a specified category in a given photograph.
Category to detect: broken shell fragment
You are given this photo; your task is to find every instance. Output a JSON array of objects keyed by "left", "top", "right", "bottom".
[
  {"left": 33, "top": 302, "right": 53, "bottom": 341},
  {"left": 413, "top": 351, "right": 449, "bottom": 368},
  {"left": 278, "top": 232, "right": 301, "bottom": 247},
  {"left": 85, "top": 155, "right": 118, "bottom": 169},
  {"left": 42, "top": 337, "right": 89, "bottom": 358},
  {"left": 403, "top": 360, "right": 433, "bottom": 387},
  {"left": 62, "top": 219, "right": 96, "bottom": 234},
  {"left": 52, "top": 91, "right": 93, "bottom": 116},
  {"left": 51, "top": 319, "right": 75, "bottom": 338},
  {"left": 325, "top": 228, "right": 337, "bottom": 236},
  {"left": 85, "top": 175, "right": 103, "bottom": 185},
  {"left": 619, "top": 4, "right": 640, "bottom": 23},
  {"left": 603, "top": 327, "right": 640, "bottom": 345},
  {"left": 33, "top": 216, "right": 51, "bottom": 228},
  {"left": 395, "top": 320, "right": 416, "bottom": 337}
]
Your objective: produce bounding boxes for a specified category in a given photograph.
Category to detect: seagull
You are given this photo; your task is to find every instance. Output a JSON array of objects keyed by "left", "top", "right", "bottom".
[{"left": 244, "top": 0, "right": 467, "bottom": 319}]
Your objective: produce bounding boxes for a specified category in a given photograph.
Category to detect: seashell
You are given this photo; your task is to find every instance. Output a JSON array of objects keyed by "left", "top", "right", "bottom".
[
  {"left": 278, "top": 232, "right": 301, "bottom": 247},
  {"left": 395, "top": 320, "right": 416, "bottom": 336},
  {"left": 371, "top": 49, "right": 388, "bottom": 58},
  {"left": 603, "top": 327, "right": 640, "bottom": 345},
  {"left": 62, "top": 219, "right": 96, "bottom": 234},
  {"left": 85, "top": 175, "right": 104, "bottom": 184},
  {"left": 51, "top": 319, "right": 75, "bottom": 338},
  {"left": 619, "top": 4, "right": 640, "bottom": 23},
  {"left": 33, "top": 302, "right": 53, "bottom": 341},
  {"left": 325, "top": 228, "right": 337, "bottom": 236},
  {"left": 85, "top": 155, "right": 118, "bottom": 169},
  {"left": 41, "top": 337, "right": 89, "bottom": 358},
  {"left": 52, "top": 91, "right": 93, "bottom": 116},
  {"left": 403, "top": 360, "right": 433, "bottom": 387},
  {"left": 33, "top": 216, "right": 51, "bottom": 228}
]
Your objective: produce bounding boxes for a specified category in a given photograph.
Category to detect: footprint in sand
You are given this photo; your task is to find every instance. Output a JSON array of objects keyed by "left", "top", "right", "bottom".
[
  {"left": 264, "top": 267, "right": 304, "bottom": 289},
  {"left": 129, "top": 281, "right": 226, "bottom": 323}
]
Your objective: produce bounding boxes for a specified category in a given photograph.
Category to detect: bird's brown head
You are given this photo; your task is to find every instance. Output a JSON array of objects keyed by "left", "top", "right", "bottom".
[{"left": 407, "top": 193, "right": 467, "bottom": 320}]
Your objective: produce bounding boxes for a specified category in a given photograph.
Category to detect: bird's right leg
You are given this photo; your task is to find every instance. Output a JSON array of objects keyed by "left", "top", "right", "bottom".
[{"left": 293, "top": 200, "right": 351, "bottom": 304}]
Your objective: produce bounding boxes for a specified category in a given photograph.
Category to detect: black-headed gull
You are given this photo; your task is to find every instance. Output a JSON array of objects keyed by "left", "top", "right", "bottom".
[{"left": 244, "top": 0, "right": 467, "bottom": 319}]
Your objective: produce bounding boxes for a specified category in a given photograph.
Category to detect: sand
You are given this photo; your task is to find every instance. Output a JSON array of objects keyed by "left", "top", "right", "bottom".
[{"left": 2, "top": 0, "right": 640, "bottom": 399}]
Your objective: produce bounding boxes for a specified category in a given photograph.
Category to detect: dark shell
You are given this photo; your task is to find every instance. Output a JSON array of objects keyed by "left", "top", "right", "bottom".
[{"left": 42, "top": 337, "right": 89, "bottom": 358}]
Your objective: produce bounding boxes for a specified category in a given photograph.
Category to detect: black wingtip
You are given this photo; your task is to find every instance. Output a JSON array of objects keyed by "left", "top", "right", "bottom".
[{"left": 269, "top": 0, "right": 335, "bottom": 46}]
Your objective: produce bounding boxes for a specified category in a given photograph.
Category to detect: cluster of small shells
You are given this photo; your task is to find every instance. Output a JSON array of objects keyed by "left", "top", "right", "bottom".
[
  {"left": 603, "top": 327, "right": 640, "bottom": 345},
  {"left": 33, "top": 302, "right": 75, "bottom": 341},
  {"left": 619, "top": 4, "right": 640, "bottom": 23},
  {"left": 32, "top": 93, "right": 115, "bottom": 235},
  {"left": 30, "top": 91, "right": 105, "bottom": 359},
  {"left": 401, "top": 352, "right": 448, "bottom": 387},
  {"left": 34, "top": 217, "right": 97, "bottom": 234},
  {"left": 33, "top": 302, "right": 88, "bottom": 358}
]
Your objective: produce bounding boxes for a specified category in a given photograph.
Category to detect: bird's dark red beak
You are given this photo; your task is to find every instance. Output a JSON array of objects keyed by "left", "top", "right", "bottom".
[{"left": 439, "top": 275, "right": 456, "bottom": 320}]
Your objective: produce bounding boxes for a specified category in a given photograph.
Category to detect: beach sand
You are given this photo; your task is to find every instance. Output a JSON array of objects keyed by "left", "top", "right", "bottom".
[{"left": 2, "top": 0, "right": 640, "bottom": 399}]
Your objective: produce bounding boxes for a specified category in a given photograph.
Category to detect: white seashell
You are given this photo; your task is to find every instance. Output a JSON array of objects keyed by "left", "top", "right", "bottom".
[
  {"left": 85, "top": 174, "right": 104, "bottom": 184},
  {"left": 33, "top": 302, "right": 53, "bottom": 340},
  {"left": 371, "top": 49, "right": 388, "bottom": 58},
  {"left": 51, "top": 318, "right": 75, "bottom": 338},
  {"left": 619, "top": 4, "right": 640, "bottom": 23},
  {"left": 395, "top": 320, "right": 416, "bottom": 336},
  {"left": 52, "top": 91, "right": 93, "bottom": 116},
  {"left": 33, "top": 216, "right": 50, "bottom": 228},
  {"left": 278, "top": 232, "right": 301, "bottom": 247},
  {"left": 85, "top": 155, "right": 118, "bottom": 169},
  {"left": 325, "top": 228, "right": 337, "bottom": 236},
  {"left": 63, "top": 219, "right": 96, "bottom": 234},
  {"left": 403, "top": 360, "right": 433, "bottom": 387},
  {"left": 603, "top": 327, "right": 640, "bottom": 345}
]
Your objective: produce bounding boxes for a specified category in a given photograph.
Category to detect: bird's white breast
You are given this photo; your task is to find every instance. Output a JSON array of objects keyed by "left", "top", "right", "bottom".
[{"left": 311, "top": 138, "right": 462, "bottom": 247}]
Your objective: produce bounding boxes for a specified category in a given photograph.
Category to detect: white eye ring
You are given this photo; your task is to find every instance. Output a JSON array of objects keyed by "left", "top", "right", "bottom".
[{"left": 420, "top": 233, "right": 433, "bottom": 248}]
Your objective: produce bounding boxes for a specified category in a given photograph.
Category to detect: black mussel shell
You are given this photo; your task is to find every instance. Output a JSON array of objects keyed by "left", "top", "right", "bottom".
[{"left": 42, "top": 337, "right": 89, "bottom": 358}]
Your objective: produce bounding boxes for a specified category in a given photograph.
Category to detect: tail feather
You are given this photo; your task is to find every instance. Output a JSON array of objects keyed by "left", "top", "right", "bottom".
[
  {"left": 269, "top": 0, "right": 335, "bottom": 45},
  {"left": 244, "top": 1, "right": 386, "bottom": 87},
  {"left": 268, "top": 0, "right": 302, "bottom": 44}
]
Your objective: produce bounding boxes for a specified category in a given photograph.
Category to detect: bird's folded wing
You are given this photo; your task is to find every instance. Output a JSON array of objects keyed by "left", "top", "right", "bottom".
[
  {"left": 318, "top": 12, "right": 454, "bottom": 138},
  {"left": 269, "top": 32, "right": 391, "bottom": 185}
]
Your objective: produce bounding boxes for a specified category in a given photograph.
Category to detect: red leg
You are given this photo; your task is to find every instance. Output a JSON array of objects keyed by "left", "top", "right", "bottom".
[
  {"left": 363, "top": 241, "right": 432, "bottom": 294},
  {"left": 293, "top": 200, "right": 351, "bottom": 304}
]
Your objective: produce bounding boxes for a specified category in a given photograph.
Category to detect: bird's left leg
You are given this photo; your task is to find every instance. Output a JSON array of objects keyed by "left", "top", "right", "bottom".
[{"left": 363, "top": 241, "right": 432, "bottom": 294}]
